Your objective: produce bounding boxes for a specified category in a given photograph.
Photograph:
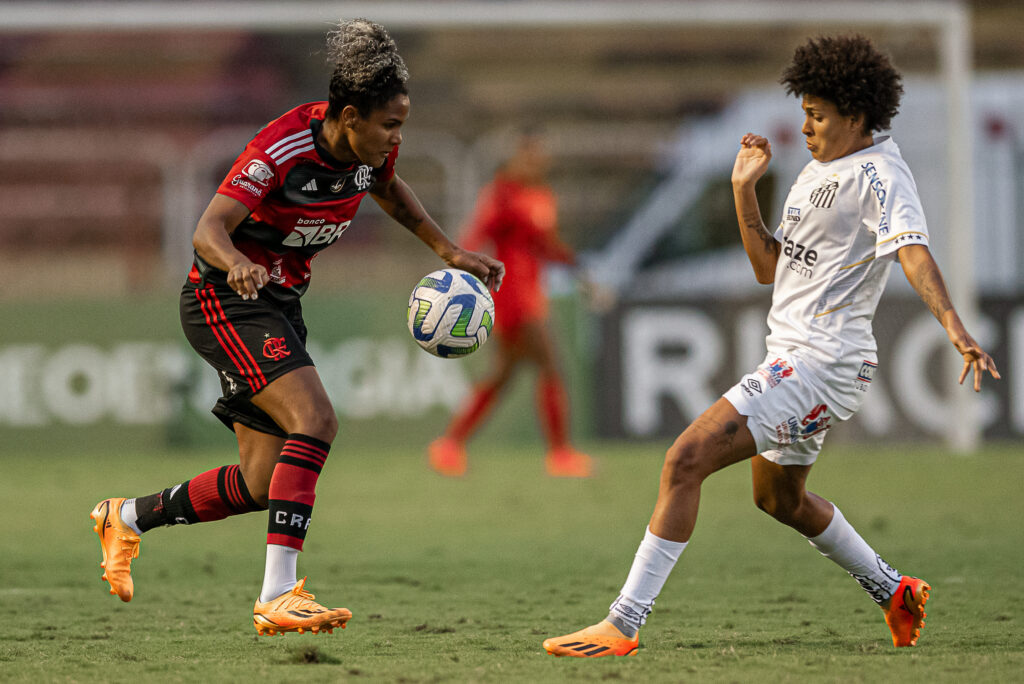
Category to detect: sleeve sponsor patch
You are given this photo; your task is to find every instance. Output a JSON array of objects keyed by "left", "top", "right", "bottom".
[
  {"left": 243, "top": 159, "right": 275, "bottom": 186},
  {"left": 229, "top": 159, "right": 275, "bottom": 199}
]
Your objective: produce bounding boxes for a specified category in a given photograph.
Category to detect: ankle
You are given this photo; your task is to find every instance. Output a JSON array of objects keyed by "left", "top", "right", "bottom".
[
  {"left": 119, "top": 499, "right": 144, "bottom": 535},
  {"left": 608, "top": 595, "right": 649, "bottom": 637},
  {"left": 878, "top": 579, "right": 902, "bottom": 610},
  {"left": 605, "top": 613, "right": 638, "bottom": 639}
]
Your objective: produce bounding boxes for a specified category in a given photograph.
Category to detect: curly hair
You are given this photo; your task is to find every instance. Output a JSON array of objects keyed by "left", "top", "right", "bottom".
[
  {"left": 780, "top": 34, "right": 903, "bottom": 134},
  {"left": 325, "top": 19, "right": 409, "bottom": 119}
]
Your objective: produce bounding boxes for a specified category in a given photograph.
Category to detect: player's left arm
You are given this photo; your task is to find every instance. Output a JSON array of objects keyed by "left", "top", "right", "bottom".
[
  {"left": 898, "top": 243, "right": 1000, "bottom": 391},
  {"left": 371, "top": 174, "right": 505, "bottom": 291}
]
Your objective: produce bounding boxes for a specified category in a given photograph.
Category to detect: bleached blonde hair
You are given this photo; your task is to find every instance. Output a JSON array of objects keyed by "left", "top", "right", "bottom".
[{"left": 326, "top": 19, "right": 409, "bottom": 118}]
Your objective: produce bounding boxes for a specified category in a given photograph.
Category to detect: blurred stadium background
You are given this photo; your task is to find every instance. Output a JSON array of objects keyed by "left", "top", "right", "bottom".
[{"left": 2, "top": 0, "right": 1023, "bottom": 455}]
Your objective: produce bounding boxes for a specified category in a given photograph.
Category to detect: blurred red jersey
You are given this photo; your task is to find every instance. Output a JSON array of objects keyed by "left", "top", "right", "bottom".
[
  {"left": 461, "top": 175, "right": 573, "bottom": 331},
  {"left": 188, "top": 101, "right": 398, "bottom": 303}
]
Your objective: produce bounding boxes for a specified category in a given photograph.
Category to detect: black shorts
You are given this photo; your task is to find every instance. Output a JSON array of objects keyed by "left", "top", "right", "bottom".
[{"left": 180, "top": 271, "right": 314, "bottom": 437}]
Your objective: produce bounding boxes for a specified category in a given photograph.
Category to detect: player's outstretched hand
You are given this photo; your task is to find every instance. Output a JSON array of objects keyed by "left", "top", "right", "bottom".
[
  {"left": 448, "top": 249, "right": 505, "bottom": 292},
  {"left": 732, "top": 133, "right": 773, "bottom": 187},
  {"left": 952, "top": 330, "right": 1000, "bottom": 392}
]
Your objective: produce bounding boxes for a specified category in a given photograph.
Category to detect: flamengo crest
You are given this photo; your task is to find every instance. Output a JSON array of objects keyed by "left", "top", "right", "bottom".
[{"left": 354, "top": 165, "right": 373, "bottom": 190}]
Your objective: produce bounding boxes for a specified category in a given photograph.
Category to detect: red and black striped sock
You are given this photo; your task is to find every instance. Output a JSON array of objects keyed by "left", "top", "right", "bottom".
[
  {"left": 266, "top": 434, "right": 330, "bottom": 551},
  {"left": 134, "top": 464, "right": 264, "bottom": 532}
]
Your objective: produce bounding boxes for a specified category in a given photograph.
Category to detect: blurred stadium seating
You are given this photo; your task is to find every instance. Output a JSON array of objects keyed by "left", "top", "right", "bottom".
[{"left": 1, "top": 2, "right": 1021, "bottom": 297}]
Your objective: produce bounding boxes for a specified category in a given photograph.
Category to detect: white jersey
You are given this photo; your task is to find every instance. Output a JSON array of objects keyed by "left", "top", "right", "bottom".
[{"left": 766, "top": 136, "right": 929, "bottom": 413}]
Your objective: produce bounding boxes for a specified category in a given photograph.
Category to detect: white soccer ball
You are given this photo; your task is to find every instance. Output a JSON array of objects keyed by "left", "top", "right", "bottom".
[{"left": 407, "top": 268, "right": 495, "bottom": 358}]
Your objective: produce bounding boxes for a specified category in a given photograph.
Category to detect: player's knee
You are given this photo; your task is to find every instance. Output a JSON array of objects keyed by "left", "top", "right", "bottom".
[
  {"left": 276, "top": 401, "right": 338, "bottom": 442},
  {"left": 302, "top": 404, "right": 339, "bottom": 442},
  {"left": 242, "top": 471, "right": 270, "bottom": 508},
  {"left": 753, "top": 488, "right": 801, "bottom": 524},
  {"left": 660, "top": 439, "right": 708, "bottom": 489},
  {"left": 248, "top": 488, "right": 270, "bottom": 509},
  {"left": 236, "top": 464, "right": 271, "bottom": 508},
  {"left": 753, "top": 488, "right": 777, "bottom": 516}
]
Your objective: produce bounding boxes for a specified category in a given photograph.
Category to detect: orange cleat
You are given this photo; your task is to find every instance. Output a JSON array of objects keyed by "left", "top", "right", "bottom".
[
  {"left": 253, "top": 577, "right": 352, "bottom": 636},
  {"left": 90, "top": 498, "right": 141, "bottom": 602},
  {"left": 543, "top": 619, "right": 639, "bottom": 657},
  {"left": 884, "top": 575, "right": 931, "bottom": 647},
  {"left": 428, "top": 436, "right": 467, "bottom": 477},
  {"left": 546, "top": 447, "right": 592, "bottom": 478}
]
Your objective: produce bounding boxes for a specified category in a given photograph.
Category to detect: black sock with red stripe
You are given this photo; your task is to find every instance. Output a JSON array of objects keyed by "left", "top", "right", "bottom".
[
  {"left": 266, "top": 434, "right": 330, "bottom": 551},
  {"left": 134, "top": 464, "right": 264, "bottom": 532}
]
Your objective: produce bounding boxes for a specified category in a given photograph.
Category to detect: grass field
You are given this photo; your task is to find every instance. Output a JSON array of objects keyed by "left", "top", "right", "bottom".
[{"left": 2, "top": 439, "right": 1022, "bottom": 683}]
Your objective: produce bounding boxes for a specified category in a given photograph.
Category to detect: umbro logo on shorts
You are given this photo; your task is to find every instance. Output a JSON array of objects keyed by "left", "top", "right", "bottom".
[{"left": 742, "top": 378, "right": 763, "bottom": 396}]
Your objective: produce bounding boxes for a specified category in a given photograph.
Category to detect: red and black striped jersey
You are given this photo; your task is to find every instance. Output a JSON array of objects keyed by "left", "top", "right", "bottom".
[{"left": 189, "top": 101, "right": 398, "bottom": 303}]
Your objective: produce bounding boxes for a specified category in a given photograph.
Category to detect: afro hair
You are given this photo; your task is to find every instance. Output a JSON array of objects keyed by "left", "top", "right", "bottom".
[{"left": 780, "top": 34, "right": 903, "bottom": 134}]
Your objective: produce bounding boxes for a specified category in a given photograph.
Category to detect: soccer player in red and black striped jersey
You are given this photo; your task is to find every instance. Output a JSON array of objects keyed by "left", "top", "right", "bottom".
[{"left": 90, "top": 19, "right": 503, "bottom": 636}]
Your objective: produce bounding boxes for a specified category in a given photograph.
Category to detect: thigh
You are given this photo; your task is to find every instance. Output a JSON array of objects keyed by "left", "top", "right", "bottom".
[
  {"left": 750, "top": 454, "right": 813, "bottom": 503},
  {"left": 485, "top": 335, "right": 524, "bottom": 385},
  {"left": 494, "top": 319, "right": 530, "bottom": 363},
  {"left": 513, "top": 318, "right": 559, "bottom": 371},
  {"left": 673, "top": 396, "right": 760, "bottom": 476},
  {"left": 750, "top": 454, "right": 832, "bottom": 535},
  {"left": 250, "top": 365, "right": 336, "bottom": 437}
]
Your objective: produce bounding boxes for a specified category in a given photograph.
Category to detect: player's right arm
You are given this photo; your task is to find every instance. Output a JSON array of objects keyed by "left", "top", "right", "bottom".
[
  {"left": 192, "top": 193, "right": 269, "bottom": 300},
  {"left": 731, "top": 133, "right": 780, "bottom": 284}
]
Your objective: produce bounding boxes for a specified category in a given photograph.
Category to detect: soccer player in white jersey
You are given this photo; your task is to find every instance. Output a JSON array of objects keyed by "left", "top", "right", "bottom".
[{"left": 543, "top": 34, "right": 999, "bottom": 658}]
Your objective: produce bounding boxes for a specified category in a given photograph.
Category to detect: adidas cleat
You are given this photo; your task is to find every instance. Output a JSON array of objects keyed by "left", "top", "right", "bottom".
[
  {"left": 884, "top": 575, "right": 931, "bottom": 647},
  {"left": 90, "top": 498, "right": 141, "bottom": 602},
  {"left": 253, "top": 577, "right": 352, "bottom": 636},
  {"left": 543, "top": 620, "right": 639, "bottom": 657}
]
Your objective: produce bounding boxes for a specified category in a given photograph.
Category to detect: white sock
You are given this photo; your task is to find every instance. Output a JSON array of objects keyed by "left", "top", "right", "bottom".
[
  {"left": 806, "top": 506, "right": 901, "bottom": 604},
  {"left": 119, "top": 499, "right": 143, "bottom": 535},
  {"left": 260, "top": 544, "right": 299, "bottom": 603},
  {"left": 607, "top": 526, "right": 687, "bottom": 636}
]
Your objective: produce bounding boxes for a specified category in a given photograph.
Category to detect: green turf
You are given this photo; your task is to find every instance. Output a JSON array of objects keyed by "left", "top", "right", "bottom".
[{"left": 1, "top": 440, "right": 1022, "bottom": 682}]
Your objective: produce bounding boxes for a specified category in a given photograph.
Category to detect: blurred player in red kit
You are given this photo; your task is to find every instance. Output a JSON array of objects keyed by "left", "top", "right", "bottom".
[
  {"left": 89, "top": 19, "right": 503, "bottom": 636},
  {"left": 428, "top": 130, "right": 592, "bottom": 478}
]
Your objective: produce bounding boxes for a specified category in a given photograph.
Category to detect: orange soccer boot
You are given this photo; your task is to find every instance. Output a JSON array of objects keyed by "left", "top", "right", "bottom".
[
  {"left": 428, "top": 436, "right": 467, "bottom": 477},
  {"left": 543, "top": 620, "right": 639, "bottom": 657},
  {"left": 90, "top": 498, "right": 141, "bottom": 602},
  {"left": 545, "top": 446, "right": 593, "bottom": 478},
  {"left": 884, "top": 575, "right": 931, "bottom": 647},
  {"left": 253, "top": 577, "right": 352, "bottom": 636}
]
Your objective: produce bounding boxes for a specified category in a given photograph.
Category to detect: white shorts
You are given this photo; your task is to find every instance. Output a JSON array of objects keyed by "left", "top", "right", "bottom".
[{"left": 723, "top": 352, "right": 863, "bottom": 466}]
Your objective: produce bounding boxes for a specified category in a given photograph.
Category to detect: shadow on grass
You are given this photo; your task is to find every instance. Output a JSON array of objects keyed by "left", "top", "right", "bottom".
[{"left": 280, "top": 644, "right": 342, "bottom": 665}]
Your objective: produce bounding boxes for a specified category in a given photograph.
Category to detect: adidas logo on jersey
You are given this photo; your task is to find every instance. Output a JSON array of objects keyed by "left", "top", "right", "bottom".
[{"left": 301, "top": 179, "right": 318, "bottom": 192}]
